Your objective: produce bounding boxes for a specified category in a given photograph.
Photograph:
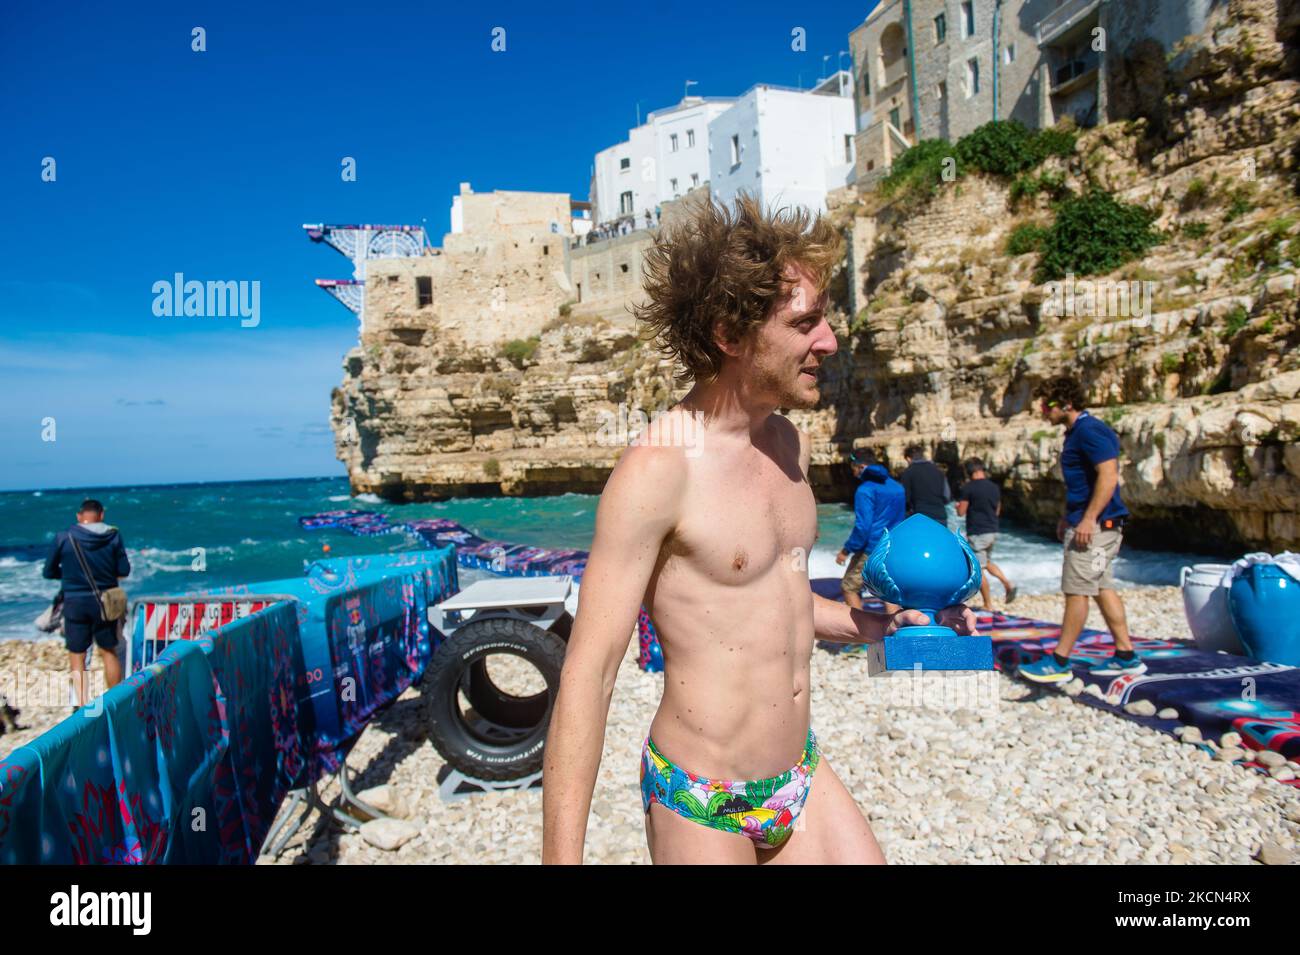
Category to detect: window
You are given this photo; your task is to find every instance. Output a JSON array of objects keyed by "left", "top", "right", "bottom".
[
  {"left": 670, "top": 177, "right": 679, "bottom": 195},
  {"left": 962, "top": 1, "right": 974, "bottom": 38},
  {"left": 687, "top": 129, "right": 695, "bottom": 147},
  {"left": 844, "top": 134, "right": 853, "bottom": 163},
  {"left": 1004, "top": 43, "right": 1015, "bottom": 64},
  {"left": 730, "top": 134, "right": 741, "bottom": 166},
  {"left": 670, "top": 133, "right": 679, "bottom": 152},
  {"left": 937, "top": 80, "right": 947, "bottom": 100},
  {"left": 542, "top": 245, "right": 548, "bottom": 256},
  {"left": 861, "top": 68, "right": 870, "bottom": 96},
  {"left": 889, "top": 106, "right": 901, "bottom": 129},
  {"left": 619, "top": 157, "right": 630, "bottom": 170},
  {"left": 619, "top": 190, "right": 633, "bottom": 214},
  {"left": 576, "top": 282, "right": 582, "bottom": 302},
  {"left": 966, "top": 57, "right": 980, "bottom": 96},
  {"left": 416, "top": 276, "right": 432, "bottom": 307},
  {"left": 620, "top": 263, "right": 629, "bottom": 273},
  {"left": 934, "top": 12, "right": 946, "bottom": 43},
  {"left": 690, "top": 172, "right": 699, "bottom": 187}
]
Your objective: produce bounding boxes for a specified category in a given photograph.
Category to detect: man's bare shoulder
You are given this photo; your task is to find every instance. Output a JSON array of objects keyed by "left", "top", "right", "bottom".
[{"left": 604, "top": 430, "right": 690, "bottom": 514}]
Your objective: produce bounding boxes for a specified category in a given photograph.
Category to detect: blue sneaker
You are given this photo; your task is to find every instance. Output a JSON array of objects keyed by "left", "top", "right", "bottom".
[
  {"left": 1019, "top": 655, "right": 1074, "bottom": 684},
  {"left": 1088, "top": 655, "right": 1147, "bottom": 676}
]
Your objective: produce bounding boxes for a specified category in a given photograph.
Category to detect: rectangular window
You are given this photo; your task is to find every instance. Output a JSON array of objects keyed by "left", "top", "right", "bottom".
[
  {"left": 730, "top": 134, "right": 741, "bottom": 166},
  {"left": 690, "top": 172, "right": 699, "bottom": 187},
  {"left": 966, "top": 58, "right": 980, "bottom": 96},
  {"left": 416, "top": 276, "right": 432, "bottom": 307},
  {"left": 889, "top": 106, "right": 901, "bottom": 129},
  {"left": 962, "top": 1, "right": 975, "bottom": 38},
  {"left": 619, "top": 156, "right": 630, "bottom": 170},
  {"left": 670, "top": 177, "right": 679, "bottom": 195},
  {"left": 619, "top": 190, "right": 633, "bottom": 214},
  {"left": 687, "top": 129, "right": 695, "bottom": 147},
  {"left": 934, "top": 12, "right": 946, "bottom": 43},
  {"left": 670, "top": 133, "right": 679, "bottom": 152},
  {"left": 1004, "top": 43, "right": 1015, "bottom": 64},
  {"left": 862, "top": 68, "right": 870, "bottom": 96},
  {"left": 937, "top": 80, "right": 947, "bottom": 100},
  {"left": 844, "top": 134, "right": 853, "bottom": 163}
]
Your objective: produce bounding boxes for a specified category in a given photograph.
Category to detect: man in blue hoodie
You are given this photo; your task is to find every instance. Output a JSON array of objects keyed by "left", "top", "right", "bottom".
[
  {"left": 836, "top": 450, "right": 906, "bottom": 610},
  {"left": 43, "top": 499, "right": 131, "bottom": 705}
]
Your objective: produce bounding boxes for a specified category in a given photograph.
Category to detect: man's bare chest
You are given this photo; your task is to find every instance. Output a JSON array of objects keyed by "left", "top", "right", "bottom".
[{"left": 664, "top": 467, "right": 818, "bottom": 586}]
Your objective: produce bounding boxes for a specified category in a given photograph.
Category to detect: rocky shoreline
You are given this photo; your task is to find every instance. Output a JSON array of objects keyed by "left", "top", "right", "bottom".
[{"left": 6, "top": 584, "right": 1294, "bottom": 864}]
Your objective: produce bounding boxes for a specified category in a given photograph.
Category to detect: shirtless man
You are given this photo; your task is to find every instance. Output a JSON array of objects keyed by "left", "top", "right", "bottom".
[{"left": 541, "top": 195, "right": 976, "bottom": 865}]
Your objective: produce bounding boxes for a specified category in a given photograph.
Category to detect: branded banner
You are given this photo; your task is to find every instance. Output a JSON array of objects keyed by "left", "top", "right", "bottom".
[{"left": 0, "top": 602, "right": 308, "bottom": 864}]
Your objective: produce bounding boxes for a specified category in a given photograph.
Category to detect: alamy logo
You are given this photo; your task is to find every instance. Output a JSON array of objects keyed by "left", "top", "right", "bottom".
[
  {"left": 1041, "top": 272, "right": 1155, "bottom": 322},
  {"left": 152, "top": 273, "right": 260, "bottom": 327},
  {"left": 49, "top": 885, "right": 151, "bottom": 935}
]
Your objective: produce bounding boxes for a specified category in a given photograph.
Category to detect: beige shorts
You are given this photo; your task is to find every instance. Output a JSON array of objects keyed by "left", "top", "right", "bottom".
[
  {"left": 841, "top": 550, "right": 870, "bottom": 596},
  {"left": 968, "top": 533, "right": 996, "bottom": 567},
  {"left": 1061, "top": 526, "right": 1123, "bottom": 596}
]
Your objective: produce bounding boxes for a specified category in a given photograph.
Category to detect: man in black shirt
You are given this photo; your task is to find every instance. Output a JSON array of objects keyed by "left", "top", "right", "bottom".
[
  {"left": 956, "top": 458, "right": 1017, "bottom": 610},
  {"left": 899, "top": 445, "right": 950, "bottom": 526}
]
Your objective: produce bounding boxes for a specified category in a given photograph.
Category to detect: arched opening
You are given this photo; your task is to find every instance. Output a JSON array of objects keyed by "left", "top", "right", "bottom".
[{"left": 879, "top": 22, "right": 907, "bottom": 89}]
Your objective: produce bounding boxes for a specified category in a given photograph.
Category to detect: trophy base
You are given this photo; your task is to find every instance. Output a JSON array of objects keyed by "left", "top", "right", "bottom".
[{"left": 866, "top": 631, "right": 995, "bottom": 677}]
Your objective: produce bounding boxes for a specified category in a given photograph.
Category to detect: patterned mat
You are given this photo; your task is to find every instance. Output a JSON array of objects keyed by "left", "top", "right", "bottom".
[{"left": 811, "top": 577, "right": 1300, "bottom": 789}]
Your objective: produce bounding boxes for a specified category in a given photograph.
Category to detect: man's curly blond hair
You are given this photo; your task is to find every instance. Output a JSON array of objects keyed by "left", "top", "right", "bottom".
[{"left": 632, "top": 192, "right": 843, "bottom": 384}]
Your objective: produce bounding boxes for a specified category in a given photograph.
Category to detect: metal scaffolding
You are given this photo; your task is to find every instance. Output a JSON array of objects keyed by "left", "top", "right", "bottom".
[{"left": 303, "top": 223, "right": 429, "bottom": 330}]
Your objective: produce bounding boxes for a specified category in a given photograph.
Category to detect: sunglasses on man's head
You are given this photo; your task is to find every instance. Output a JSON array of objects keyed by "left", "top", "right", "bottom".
[{"left": 1040, "top": 399, "right": 1060, "bottom": 410}]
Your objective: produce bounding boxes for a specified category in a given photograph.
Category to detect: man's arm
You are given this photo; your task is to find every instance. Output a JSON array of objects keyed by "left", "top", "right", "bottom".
[
  {"left": 541, "top": 442, "right": 683, "bottom": 864},
  {"left": 42, "top": 534, "right": 63, "bottom": 581},
  {"left": 841, "top": 485, "right": 874, "bottom": 555},
  {"left": 115, "top": 533, "right": 131, "bottom": 579}
]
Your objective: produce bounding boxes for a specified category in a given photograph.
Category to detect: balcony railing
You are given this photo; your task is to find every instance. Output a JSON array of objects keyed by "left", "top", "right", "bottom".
[
  {"left": 1036, "top": 0, "right": 1101, "bottom": 45},
  {"left": 1051, "top": 51, "right": 1099, "bottom": 91}
]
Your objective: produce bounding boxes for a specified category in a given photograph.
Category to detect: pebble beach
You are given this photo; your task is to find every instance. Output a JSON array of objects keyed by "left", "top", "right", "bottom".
[{"left": 3, "top": 584, "right": 1298, "bottom": 865}]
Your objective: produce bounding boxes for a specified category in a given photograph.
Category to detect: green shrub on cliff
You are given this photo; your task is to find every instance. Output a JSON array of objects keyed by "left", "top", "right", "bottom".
[
  {"left": 880, "top": 139, "right": 959, "bottom": 205},
  {"left": 956, "top": 120, "right": 1074, "bottom": 178},
  {"left": 1006, "top": 223, "right": 1050, "bottom": 255},
  {"left": 1033, "top": 190, "right": 1162, "bottom": 282},
  {"left": 499, "top": 336, "right": 540, "bottom": 369}
]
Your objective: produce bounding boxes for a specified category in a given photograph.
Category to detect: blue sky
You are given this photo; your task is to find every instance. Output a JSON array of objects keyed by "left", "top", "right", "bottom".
[{"left": 0, "top": 0, "right": 873, "bottom": 491}]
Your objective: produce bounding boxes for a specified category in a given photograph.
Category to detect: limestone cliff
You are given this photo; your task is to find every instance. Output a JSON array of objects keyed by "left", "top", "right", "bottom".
[{"left": 332, "top": 0, "right": 1300, "bottom": 553}]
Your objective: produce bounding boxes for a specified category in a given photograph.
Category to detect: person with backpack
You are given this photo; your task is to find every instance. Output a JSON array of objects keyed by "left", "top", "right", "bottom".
[{"left": 42, "top": 498, "right": 131, "bottom": 706}]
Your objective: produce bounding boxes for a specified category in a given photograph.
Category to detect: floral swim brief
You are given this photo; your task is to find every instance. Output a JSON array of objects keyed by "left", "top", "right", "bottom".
[{"left": 639, "top": 728, "right": 820, "bottom": 849}]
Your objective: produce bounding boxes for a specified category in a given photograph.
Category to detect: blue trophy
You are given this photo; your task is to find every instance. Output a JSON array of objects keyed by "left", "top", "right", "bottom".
[{"left": 862, "top": 514, "right": 995, "bottom": 676}]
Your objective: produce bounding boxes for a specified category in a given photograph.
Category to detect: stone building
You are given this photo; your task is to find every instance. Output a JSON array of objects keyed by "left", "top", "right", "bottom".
[
  {"left": 849, "top": 0, "right": 1217, "bottom": 188},
  {"left": 365, "top": 184, "right": 582, "bottom": 350}
]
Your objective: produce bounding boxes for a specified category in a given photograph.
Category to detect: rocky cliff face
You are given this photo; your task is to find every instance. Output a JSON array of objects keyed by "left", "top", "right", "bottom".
[
  {"left": 332, "top": 0, "right": 1300, "bottom": 553},
  {"left": 804, "top": 0, "right": 1300, "bottom": 553}
]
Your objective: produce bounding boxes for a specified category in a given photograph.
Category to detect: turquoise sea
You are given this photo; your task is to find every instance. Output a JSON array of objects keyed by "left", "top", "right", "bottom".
[{"left": 0, "top": 476, "right": 1223, "bottom": 641}]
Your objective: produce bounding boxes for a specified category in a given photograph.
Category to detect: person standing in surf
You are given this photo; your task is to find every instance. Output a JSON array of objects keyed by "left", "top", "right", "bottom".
[
  {"left": 541, "top": 194, "right": 976, "bottom": 865},
  {"left": 956, "top": 458, "right": 1017, "bottom": 610}
]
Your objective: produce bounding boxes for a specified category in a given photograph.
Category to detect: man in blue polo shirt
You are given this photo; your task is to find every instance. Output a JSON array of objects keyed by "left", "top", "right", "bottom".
[{"left": 1020, "top": 374, "right": 1142, "bottom": 683}]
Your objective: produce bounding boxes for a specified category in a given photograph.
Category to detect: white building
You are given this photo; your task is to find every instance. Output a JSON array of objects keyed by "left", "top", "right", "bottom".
[
  {"left": 708, "top": 72, "right": 856, "bottom": 216},
  {"left": 591, "top": 97, "right": 734, "bottom": 225}
]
